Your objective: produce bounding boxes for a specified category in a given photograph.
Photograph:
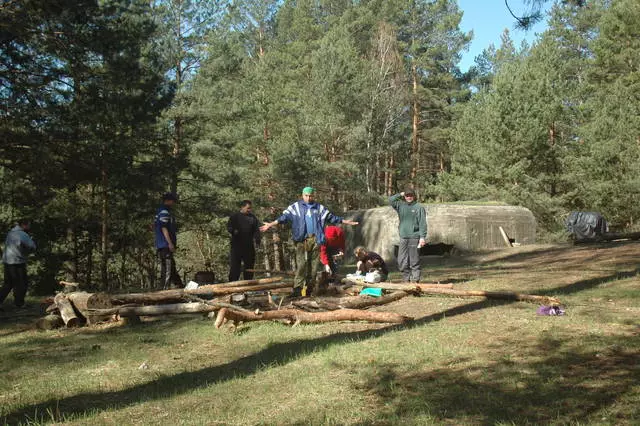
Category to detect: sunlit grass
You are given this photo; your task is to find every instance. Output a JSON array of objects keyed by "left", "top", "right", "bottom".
[{"left": 1, "top": 242, "right": 639, "bottom": 425}]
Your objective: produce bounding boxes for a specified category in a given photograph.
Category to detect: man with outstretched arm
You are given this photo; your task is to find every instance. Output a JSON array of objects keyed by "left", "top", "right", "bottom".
[
  {"left": 260, "top": 187, "right": 358, "bottom": 297},
  {"left": 389, "top": 187, "right": 427, "bottom": 282}
]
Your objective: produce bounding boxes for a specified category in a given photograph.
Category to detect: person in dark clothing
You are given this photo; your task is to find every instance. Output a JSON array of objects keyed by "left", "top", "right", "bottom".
[
  {"left": 354, "top": 246, "right": 389, "bottom": 282},
  {"left": 155, "top": 192, "right": 182, "bottom": 289},
  {"left": 227, "top": 200, "right": 261, "bottom": 282},
  {"left": 389, "top": 187, "right": 427, "bottom": 282},
  {"left": 1, "top": 219, "right": 36, "bottom": 308}
]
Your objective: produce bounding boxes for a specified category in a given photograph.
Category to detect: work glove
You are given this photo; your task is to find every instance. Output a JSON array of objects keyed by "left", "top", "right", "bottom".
[{"left": 324, "top": 264, "right": 332, "bottom": 274}]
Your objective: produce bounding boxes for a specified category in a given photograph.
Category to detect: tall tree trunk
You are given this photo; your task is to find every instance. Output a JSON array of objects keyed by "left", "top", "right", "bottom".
[
  {"left": 70, "top": 223, "right": 79, "bottom": 282},
  {"left": 171, "top": 2, "right": 184, "bottom": 194},
  {"left": 388, "top": 153, "right": 395, "bottom": 195},
  {"left": 100, "top": 164, "right": 109, "bottom": 289},
  {"left": 410, "top": 63, "right": 419, "bottom": 181}
]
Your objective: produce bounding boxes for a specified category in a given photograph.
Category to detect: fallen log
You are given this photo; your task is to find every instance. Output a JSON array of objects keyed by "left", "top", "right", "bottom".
[
  {"left": 342, "top": 279, "right": 454, "bottom": 292},
  {"left": 111, "top": 289, "right": 186, "bottom": 304},
  {"left": 111, "top": 282, "right": 293, "bottom": 305},
  {"left": 35, "top": 314, "right": 64, "bottom": 330},
  {"left": 412, "top": 287, "right": 561, "bottom": 305},
  {"left": 246, "top": 269, "right": 296, "bottom": 276},
  {"left": 213, "top": 277, "right": 286, "bottom": 288},
  {"left": 89, "top": 301, "right": 254, "bottom": 318},
  {"left": 191, "top": 282, "right": 291, "bottom": 295},
  {"left": 53, "top": 293, "right": 81, "bottom": 327},
  {"left": 214, "top": 307, "right": 410, "bottom": 327},
  {"left": 97, "top": 302, "right": 218, "bottom": 317},
  {"left": 291, "top": 291, "right": 410, "bottom": 311},
  {"left": 368, "top": 282, "right": 454, "bottom": 291},
  {"left": 67, "top": 291, "right": 113, "bottom": 324}
]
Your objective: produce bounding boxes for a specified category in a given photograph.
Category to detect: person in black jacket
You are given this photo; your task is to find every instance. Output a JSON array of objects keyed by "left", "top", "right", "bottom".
[{"left": 227, "top": 200, "right": 261, "bottom": 281}]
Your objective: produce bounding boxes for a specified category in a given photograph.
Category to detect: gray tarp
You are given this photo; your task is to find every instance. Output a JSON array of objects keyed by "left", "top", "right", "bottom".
[{"left": 566, "top": 211, "right": 609, "bottom": 241}]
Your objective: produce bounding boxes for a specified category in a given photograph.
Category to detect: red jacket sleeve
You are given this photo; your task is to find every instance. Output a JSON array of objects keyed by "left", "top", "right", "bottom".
[{"left": 320, "top": 244, "right": 329, "bottom": 265}]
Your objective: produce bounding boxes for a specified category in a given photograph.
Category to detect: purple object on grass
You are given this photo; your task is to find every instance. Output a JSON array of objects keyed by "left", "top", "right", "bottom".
[{"left": 537, "top": 305, "right": 565, "bottom": 316}]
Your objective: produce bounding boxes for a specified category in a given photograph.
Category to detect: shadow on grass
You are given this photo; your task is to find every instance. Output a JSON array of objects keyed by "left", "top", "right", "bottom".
[
  {"left": 539, "top": 268, "right": 640, "bottom": 297},
  {"left": 1, "top": 300, "right": 501, "bottom": 424},
  {"left": 2, "top": 245, "right": 638, "bottom": 424},
  {"left": 353, "top": 333, "right": 640, "bottom": 424}
]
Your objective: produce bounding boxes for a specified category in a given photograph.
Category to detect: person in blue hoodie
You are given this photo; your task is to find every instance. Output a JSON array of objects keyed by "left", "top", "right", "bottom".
[
  {"left": 155, "top": 192, "right": 183, "bottom": 289},
  {"left": 260, "top": 187, "right": 358, "bottom": 297},
  {"left": 1, "top": 219, "right": 36, "bottom": 309}
]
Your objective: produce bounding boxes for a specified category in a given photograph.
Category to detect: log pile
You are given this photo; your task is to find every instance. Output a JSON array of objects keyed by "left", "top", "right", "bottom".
[{"left": 36, "top": 274, "right": 562, "bottom": 331}]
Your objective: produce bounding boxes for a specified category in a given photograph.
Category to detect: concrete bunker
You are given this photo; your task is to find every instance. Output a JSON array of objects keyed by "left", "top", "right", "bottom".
[{"left": 343, "top": 204, "right": 536, "bottom": 261}]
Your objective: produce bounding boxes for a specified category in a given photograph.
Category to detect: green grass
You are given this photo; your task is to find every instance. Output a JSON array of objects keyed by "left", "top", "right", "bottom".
[{"left": 1, "top": 241, "right": 639, "bottom": 425}]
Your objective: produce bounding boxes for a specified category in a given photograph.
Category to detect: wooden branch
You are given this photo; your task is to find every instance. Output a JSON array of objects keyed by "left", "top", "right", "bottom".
[
  {"left": 92, "top": 302, "right": 219, "bottom": 317},
  {"left": 111, "top": 289, "right": 186, "bottom": 304},
  {"left": 291, "top": 292, "right": 410, "bottom": 311},
  {"left": 246, "top": 269, "right": 296, "bottom": 276},
  {"left": 189, "top": 282, "right": 292, "bottom": 295},
  {"left": 336, "top": 291, "right": 410, "bottom": 309},
  {"left": 499, "top": 226, "right": 513, "bottom": 247},
  {"left": 111, "top": 281, "right": 292, "bottom": 305},
  {"left": 343, "top": 278, "right": 559, "bottom": 304},
  {"left": 214, "top": 307, "right": 410, "bottom": 327},
  {"left": 343, "top": 279, "right": 454, "bottom": 292},
  {"left": 213, "top": 277, "right": 286, "bottom": 288},
  {"left": 53, "top": 293, "right": 80, "bottom": 327},
  {"left": 415, "top": 288, "right": 561, "bottom": 305},
  {"left": 89, "top": 300, "right": 254, "bottom": 318}
]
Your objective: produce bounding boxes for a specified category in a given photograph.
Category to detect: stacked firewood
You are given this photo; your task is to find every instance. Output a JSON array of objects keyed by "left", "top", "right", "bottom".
[{"left": 36, "top": 275, "right": 561, "bottom": 330}]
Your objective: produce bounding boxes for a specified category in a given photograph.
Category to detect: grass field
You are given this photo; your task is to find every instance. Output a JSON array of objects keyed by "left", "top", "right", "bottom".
[{"left": 1, "top": 241, "right": 639, "bottom": 425}]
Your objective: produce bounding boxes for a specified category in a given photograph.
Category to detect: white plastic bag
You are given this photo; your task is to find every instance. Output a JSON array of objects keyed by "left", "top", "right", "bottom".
[
  {"left": 185, "top": 281, "right": 199, "bottom": 290},
  {"left": 364, "top": 270, "right": 382, "bottom": 283}
]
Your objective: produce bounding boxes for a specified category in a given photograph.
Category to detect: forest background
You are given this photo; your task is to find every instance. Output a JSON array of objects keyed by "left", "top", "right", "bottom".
[{"left": 1, "top": 0, "right": 638, "bottom": 293}]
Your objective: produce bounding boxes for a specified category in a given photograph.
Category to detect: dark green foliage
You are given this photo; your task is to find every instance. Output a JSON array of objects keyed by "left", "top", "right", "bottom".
[{"left": 0, "top": 0, "right": 637, "bottom": 291}]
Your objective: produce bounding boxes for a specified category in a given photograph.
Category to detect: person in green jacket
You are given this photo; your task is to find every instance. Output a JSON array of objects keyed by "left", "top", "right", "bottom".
[{"left": 389, "top": 187, "right": 427, "bottom": 282}]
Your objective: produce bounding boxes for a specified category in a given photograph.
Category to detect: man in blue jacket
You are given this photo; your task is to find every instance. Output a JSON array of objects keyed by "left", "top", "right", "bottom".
[
  {"left": 261, "top": 187, "right": 358, "bottom": 297},
  {"left": 1, "top": 219, "right": 36, "bottom": 309},
  {"left": 155, "top": 192, "right": 183, "bottom": 289}
]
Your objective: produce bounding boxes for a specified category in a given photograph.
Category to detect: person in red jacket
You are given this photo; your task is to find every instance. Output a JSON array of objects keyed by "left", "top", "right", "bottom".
[{"left": 320, "top": 225, "right": 345, "bottom": 275}]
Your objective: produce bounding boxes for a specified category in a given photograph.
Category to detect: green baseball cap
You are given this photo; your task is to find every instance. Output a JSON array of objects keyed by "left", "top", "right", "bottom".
[{"left": 302, "top": 186, "right": 315, "bottom": 195}]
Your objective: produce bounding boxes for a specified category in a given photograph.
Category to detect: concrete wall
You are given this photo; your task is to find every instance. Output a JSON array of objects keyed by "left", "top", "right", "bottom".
[{"left": 343, "top": 204, "right": 536, "bottom": 262}]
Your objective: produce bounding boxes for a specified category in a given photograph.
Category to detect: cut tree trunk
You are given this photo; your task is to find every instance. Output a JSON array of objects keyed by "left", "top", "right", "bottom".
[
  {"left": 214, "top": 307, "right": 410, "bottom": 327},
  {"left": 67, "top": 291, "right": 112, "bottom": 324},
  {"left": 53, "top": 293, "right": 81, "bottom": 327}
]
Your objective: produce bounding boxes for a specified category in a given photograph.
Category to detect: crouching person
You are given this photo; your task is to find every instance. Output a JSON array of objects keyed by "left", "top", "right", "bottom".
[{"left": 354, "top": 246, "right": 388, "bottom": 282}]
